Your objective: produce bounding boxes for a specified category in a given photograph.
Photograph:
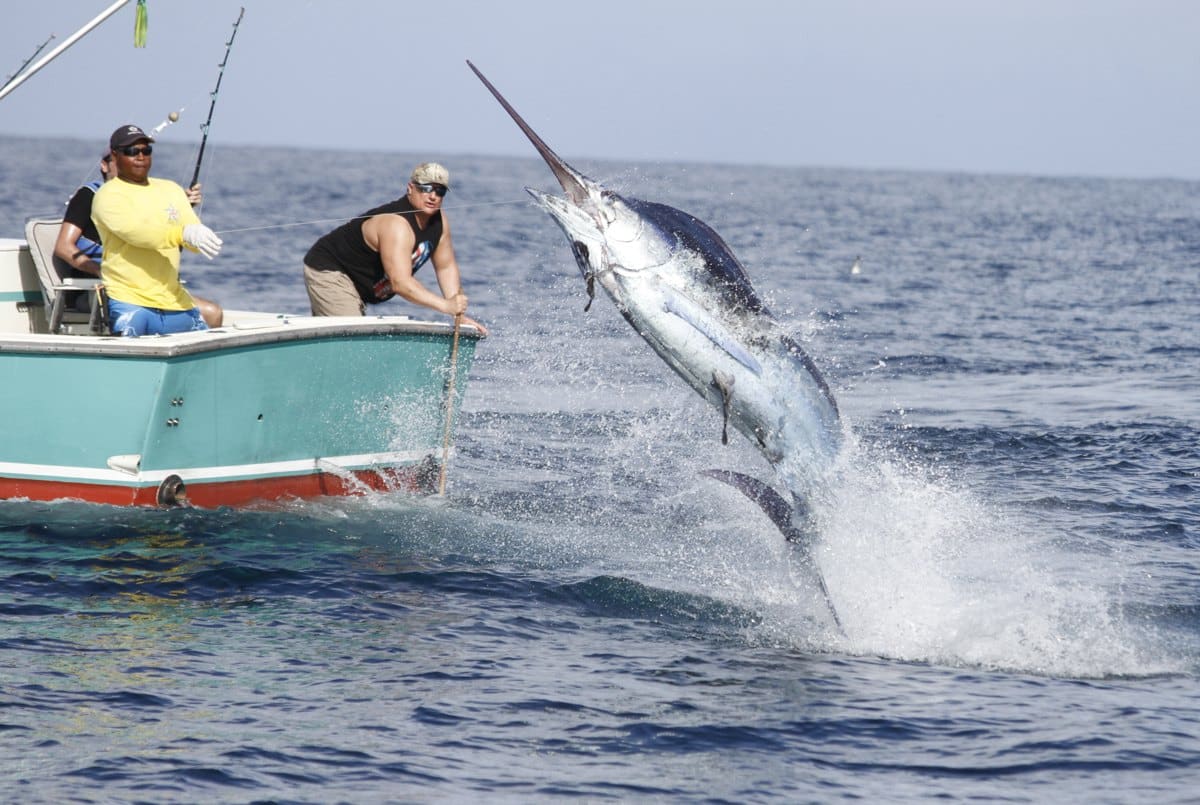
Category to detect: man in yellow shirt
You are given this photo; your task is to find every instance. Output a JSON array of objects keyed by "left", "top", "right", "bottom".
[{"left": 92, "top": 124, "right": 224, "bottom": 336}]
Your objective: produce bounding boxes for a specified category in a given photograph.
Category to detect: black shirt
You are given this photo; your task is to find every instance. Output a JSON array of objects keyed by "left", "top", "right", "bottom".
[{"left": 303, "top": 196, "right": 443, "bottom": 305}]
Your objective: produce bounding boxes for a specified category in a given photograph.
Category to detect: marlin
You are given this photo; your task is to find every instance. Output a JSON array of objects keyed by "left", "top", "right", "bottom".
[{"left": 468, "top": 62, "right": 845, "bottom": 630}]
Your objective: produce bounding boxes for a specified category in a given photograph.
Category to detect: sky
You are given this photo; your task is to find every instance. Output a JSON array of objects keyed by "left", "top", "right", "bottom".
[{"left": 1, "top": 0, "right": 1198, "bottom": 180}]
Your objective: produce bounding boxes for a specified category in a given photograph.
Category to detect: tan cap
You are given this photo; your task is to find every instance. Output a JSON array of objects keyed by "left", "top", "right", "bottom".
[{"left": 410, "top": 162, "right": 449, "bottom": 187}]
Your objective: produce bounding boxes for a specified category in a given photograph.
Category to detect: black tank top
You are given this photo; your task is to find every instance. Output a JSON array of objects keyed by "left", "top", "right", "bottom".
[{"left": 304, "top": 196, "right": 444, "bottom": 304}]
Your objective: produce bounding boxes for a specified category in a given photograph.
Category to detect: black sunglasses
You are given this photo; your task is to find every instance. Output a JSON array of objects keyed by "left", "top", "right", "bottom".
[
  {"left": 117, "top": 144, "right": 153, "bottom": 157},
  {"left": 413, "top": 182, "right": 448, "bottom": 197}
]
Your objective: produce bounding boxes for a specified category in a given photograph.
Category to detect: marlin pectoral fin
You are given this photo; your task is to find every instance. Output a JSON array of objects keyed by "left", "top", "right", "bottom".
[
  {"left": 700, "top": 469, "right": 843, "bottom": 634},
  {"left": 663, "top": 295, "right": 762, "bottom": 375},
  {"left": 568, "top": 240, "right": 597, "bottom": 312},
  {"left": 711, "top": 371, "right": 734, "bottom": 445}
]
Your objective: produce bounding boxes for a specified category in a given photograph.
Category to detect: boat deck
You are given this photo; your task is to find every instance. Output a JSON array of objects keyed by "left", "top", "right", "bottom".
[{"left": 0, "top": 309, "right": 477, "bottom": 355}]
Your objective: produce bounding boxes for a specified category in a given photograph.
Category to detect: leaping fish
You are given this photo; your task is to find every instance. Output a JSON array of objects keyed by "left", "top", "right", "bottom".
[{"left": 468, "top": 61, "right": 845, "bottom": 629}]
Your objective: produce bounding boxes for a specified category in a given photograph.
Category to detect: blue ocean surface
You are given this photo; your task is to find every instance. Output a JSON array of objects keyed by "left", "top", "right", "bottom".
[{"left": 1, "top": 136, "right": 1198, "bottom": 802}]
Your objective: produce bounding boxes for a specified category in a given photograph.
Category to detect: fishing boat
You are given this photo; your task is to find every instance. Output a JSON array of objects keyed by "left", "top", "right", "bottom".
[
  {"left": 0, "top": 3, "right": 483, "bottom": 508},
  {"left": 0, "top": 226, "right": 481, "bottom": 508}
]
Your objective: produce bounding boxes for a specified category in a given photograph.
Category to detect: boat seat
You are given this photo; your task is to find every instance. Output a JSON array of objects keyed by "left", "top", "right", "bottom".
[{"left": 24, "top": 216, "right": 108, "bottom": 335}]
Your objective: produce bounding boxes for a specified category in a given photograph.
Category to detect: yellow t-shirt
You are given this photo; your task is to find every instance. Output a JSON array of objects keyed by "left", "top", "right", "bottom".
[{"left": 92, "top": 176, "right": 202, "bottom": 310}]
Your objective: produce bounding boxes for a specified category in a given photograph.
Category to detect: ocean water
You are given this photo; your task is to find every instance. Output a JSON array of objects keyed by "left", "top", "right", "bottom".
[{"left": 1, "top": 135, "right": 1198, "bottom": 802}]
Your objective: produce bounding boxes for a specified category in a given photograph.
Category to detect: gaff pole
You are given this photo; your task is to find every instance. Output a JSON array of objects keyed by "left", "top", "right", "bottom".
[{"left": 438, "top": 316, "right": 464, "bottom": 496}]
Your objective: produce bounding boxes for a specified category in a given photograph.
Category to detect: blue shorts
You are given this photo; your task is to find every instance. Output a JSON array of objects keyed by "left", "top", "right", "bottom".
[{"left": 109, "top": 299, "right": 208, "bottom": 337}]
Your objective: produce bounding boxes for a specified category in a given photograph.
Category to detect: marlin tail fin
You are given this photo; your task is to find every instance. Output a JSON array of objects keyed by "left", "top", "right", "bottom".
[{"left": 701, "top": 469, "right": 843, "bottom": 634}]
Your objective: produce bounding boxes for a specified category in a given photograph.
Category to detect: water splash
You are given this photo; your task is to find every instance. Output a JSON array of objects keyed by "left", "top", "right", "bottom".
[{"left": 789, "top": 433, "right": 1180, "bottom": 677}]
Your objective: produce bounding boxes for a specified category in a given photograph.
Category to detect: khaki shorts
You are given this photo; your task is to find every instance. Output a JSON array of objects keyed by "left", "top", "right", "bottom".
[{"left": 303, "top": 264, "right": 365, "bottom": 316}]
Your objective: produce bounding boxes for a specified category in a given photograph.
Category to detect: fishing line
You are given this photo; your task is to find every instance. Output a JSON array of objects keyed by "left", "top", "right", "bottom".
[
  {"left": 67, "top": 161, "right": 105, "bottom": 201},
  {"left": 211, "top": 198, "right": 531, "bottom": 236}
]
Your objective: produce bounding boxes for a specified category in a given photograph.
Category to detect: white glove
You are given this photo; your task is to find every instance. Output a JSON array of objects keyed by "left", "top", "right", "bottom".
[{"left": 182, "top": 223, "right": 223, "bottom": 259}]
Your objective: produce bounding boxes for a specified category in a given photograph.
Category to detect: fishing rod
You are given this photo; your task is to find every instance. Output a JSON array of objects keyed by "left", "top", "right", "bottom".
[
  {"left": 0, "top": 0, "right": 131, "bottom": 103},
  {"left": 0, "top": 33, "right": 56, "bottom": 96},
  {"left": 189, "top": 6, "right": 244, "bottom": 189}
]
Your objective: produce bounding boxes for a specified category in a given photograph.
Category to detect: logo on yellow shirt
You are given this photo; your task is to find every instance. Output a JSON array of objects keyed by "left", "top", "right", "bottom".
[{"left": 165, "top": 202, "right": 180, "bottom": 223}]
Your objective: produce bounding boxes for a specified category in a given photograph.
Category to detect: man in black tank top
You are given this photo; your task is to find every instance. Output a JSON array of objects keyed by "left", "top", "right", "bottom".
[{"left": 303, "top": 162, "right": 487, "bottom": 335}]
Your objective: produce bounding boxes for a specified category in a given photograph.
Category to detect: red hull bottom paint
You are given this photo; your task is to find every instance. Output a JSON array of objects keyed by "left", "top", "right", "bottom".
[{"left": 0, "top": 464, "right": 440, "bottom": 508}]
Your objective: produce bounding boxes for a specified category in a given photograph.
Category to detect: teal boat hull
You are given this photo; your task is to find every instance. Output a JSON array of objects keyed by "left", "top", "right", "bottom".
[{"left": 0, "top": 316, "right": 480, "bottom": 507}]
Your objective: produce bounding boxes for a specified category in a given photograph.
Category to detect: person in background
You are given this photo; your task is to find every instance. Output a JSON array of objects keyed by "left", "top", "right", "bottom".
[
  {"left": 302, "top": 161, "right": 487, "bottom": 335},
  {"left": 91, "top": 124, "right": 224, "bottom": 337},
  {"left": 54, "top": 147, "right": 222, "bottom": 325}
]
